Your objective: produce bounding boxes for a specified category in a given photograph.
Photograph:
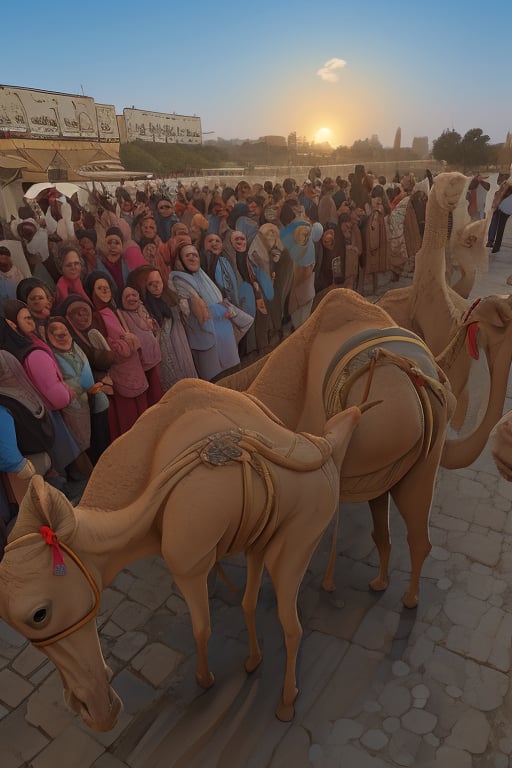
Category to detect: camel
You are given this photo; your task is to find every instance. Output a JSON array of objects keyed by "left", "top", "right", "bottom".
[
  {"left": 220, "top": 289, "right": 456, "bottom": 609},
  {"left": 375, "top": 171, "right": 470, "bottom": 349},
  {"left": 0, "top": 380, "right": 362, "bottom": 730},
  {"left": 376, "top": 172, "right": 512, "bottom": 466},
  {"left": 489, "top": 410, "right": 512, "bottom": 481}
]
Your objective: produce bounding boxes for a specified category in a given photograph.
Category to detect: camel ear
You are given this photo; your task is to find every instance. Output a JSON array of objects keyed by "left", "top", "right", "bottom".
[
  {"left": 466, "top": 296, "right": 512, "bottom": 327},
  {"left": 11, "top": 475, "right": 77, "bottom": 543}
]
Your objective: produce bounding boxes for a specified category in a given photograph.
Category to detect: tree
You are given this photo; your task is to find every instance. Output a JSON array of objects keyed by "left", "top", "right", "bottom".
[
  {"left": 460, "top": 128, "right": 491, "bottom": 171},
  {"left": 432, "top": 129, "right": 462, "bottom": 165}
]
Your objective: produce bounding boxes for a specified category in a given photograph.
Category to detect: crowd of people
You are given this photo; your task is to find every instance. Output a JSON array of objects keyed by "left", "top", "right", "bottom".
[{"left": 0, "top": 163, "right": 493, "bottom": 549}]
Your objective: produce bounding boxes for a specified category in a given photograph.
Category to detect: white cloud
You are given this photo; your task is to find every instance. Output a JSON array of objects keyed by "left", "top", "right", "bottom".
[{"left": 316, "top": 58, "right": 347, "bottom": 83}]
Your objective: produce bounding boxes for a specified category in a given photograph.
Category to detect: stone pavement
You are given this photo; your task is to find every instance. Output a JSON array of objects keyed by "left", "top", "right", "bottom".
[{"left": 2, "top": 246, "right": 512, "bottom": 768}]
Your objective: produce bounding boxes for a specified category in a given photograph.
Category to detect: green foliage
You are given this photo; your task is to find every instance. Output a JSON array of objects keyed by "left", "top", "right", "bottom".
[
  {"left": 432, "top": 128, "right": 493, "bottom": 170},
  {"left": 120, "top": 141, "right": 231, "bottom": 174},
  {"left": 460, "top": 128, "right": 492, "bottom": 170},
  {"left": 432, "top": 130, "right": 462, "bottom": 164}
]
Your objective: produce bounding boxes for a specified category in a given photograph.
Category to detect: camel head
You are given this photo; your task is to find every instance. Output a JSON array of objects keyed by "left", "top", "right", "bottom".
[
  {"left": 0, "top": 476, "right": 122, "bottom": 732},
  {"left": 455, "top": 217, "right": 487, "bottom": 249},
  {"left": 449, "top": 218, "right": 489, "bottom": 299},
  {"left": 432, "top": 172, "right": 468, "bottom": 212}
]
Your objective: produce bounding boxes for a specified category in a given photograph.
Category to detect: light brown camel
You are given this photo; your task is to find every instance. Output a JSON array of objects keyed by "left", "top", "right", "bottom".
[
  {"left": 220, "top": 288, "right": 456, "bottom": 609},
  {"left": 376, "top": 172, "right": 512, "bottom": 466},
  {"left": 0, "top": 380, "right": 362, "bottom": 730},
  {"left": 376, "top": 171, "right": 470, "bottom": 350}
]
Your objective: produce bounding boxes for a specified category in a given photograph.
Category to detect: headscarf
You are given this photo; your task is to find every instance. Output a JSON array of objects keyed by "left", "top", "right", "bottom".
[
  {"left": 59, "top": 294, "right": 113, "bottom": 371},
  {"left": 1, "top": 299, "right": 27, "bottom": 326},
  {"left": 169, "top": 234, "right": 192, "bottom": 269},
  {"left": 0, "top": 349, "right": 46, "bottom": 416},
  {"left": 154, "top": 199, "right": 177, "bottom": 242},
  {"left": 127, "top": 265, "right": 176, "bottom": 327},
  {"left": 83, "top": 270, "right": 118, "bottom": 310},
  {"left": 16, "top": 277, "right": 52, "bottom": 305},
  {"left": 172, "top": 250, "right": 224, "bottom": 308},
  {"left": 0, "top": 316, "right": 34, "bottom": 362},
  {"left": 76, "top": 228, "right": 98, "bottom": 246},
  {"left": 57, "top": 293, "right": 94, "bottom": 316}
]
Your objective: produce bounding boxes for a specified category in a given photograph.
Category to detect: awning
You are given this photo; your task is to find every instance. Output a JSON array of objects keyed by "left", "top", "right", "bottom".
[
  {"left": 0, "top": 138, "right": 126, "bottom": 182},
  {"left": 0, "top": 154, "right": 28, "bottom": 169}
]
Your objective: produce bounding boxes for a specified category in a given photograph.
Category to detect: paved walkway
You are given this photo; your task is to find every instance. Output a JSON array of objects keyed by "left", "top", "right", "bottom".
[{"left": 2, "top": 247, "right": 512, "bottom": 768}]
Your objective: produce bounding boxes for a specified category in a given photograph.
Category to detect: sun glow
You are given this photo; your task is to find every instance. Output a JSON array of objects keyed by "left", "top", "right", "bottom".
[{"left": 314, "top": 127, "right": 332, "bottom": 143}]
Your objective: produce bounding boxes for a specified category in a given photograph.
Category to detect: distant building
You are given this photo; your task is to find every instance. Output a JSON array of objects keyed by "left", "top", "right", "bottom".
[
  {"left": 412, "top": 136, "right": 429, "bottom": 159},
  {"left": 393, "top": 127, "right": 401, "bottom": 152},
  {"left": 259, "top": 135, "right": 287, "bottom": 147}
]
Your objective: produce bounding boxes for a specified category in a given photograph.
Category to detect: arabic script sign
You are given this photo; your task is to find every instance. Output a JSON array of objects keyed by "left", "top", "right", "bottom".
[
  {"left": 0, "top": 86, "right": 118, "bottom": 143},
  {"left": 124, "top": 108, "right": 202, "bottom": 145}
]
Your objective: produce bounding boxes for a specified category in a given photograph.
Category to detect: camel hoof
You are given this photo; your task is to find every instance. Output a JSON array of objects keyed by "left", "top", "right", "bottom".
[
  {"left": 321, "top": 578, "right": 335, "bottom": 593},
  {"left": 196, "top": 671, "right": 215, "bottom": 689},
  {"left": 369, "top": 577, "right": 389, "bottom": 593},
  {"left": 275, "top": 693, "right": 297, "bottom": 722},
  {"left": 245, "top": 654, "right": 262, "bottom": 674},
  {"left": 402, "top": 593, "right": 419, "bottom": 609}
]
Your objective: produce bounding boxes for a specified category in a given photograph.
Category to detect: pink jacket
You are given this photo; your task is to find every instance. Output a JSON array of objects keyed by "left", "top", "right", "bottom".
[
  {"left": 54, "top": 276, "right": 90, "bottom": 308},
  {"left": 23, "top": 348, "right": 72, "bottom": 411},
  {"left": 98, "top": 307, "right": 148, "bottom": 398}
]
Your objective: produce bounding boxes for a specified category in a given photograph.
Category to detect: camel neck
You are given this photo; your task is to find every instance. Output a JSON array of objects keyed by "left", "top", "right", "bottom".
[
  {"left": 421, "top": 193, "right": 451, "bottom": 252},
  {"left": 71, "top": 503, "right": 162, "bottom": 587}
]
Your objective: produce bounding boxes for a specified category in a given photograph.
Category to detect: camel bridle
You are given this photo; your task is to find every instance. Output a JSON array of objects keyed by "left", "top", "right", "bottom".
[{"left": 4, "top": 530, "right": 100, "bottom": 648}]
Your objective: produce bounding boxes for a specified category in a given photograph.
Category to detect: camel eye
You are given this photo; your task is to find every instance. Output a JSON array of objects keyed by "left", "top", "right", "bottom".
[{"left": 33, "top": 609, "right": 47, "bottom": 623}]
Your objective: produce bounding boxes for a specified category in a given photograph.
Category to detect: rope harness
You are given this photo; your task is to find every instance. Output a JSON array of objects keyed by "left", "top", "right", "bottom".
[{"left": 324, "top": 333, "right": 449, "bottom": 461}]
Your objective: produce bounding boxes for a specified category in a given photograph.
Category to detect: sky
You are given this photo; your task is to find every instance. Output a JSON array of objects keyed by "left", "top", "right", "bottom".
[{"left": 2, "top": 0, "right": 511, "bottom": 150}]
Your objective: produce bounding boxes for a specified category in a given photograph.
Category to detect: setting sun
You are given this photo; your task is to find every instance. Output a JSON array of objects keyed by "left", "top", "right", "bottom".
[{"left": 314, "top": 127, "right": 332, "bottom": 143}]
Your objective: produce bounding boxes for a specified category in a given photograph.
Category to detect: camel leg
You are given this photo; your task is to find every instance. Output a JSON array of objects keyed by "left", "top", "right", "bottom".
[
  {"left": 391, "top": 456, "right": 439, "bottom": 609},
  {"left": 368, "top": 492, "right": 391, "bottom": 593},
  {"left": 173, "top": 565, "right": 215, "bottom": 689},
  {"left": 242, "top": 550, "right": 265, "bottom": 674},
  {"left": 264, "top": 532, "right": 323, "bottom": 722}
]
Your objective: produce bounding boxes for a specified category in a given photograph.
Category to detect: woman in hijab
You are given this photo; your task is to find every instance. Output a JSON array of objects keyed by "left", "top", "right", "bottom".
[
  {"left": 59, "top": 295, "right": 113, "bottom": 462},
  {"left": 154, "top": 197, "right": 178, "bottom": 243},
  {"left": 97, "top": 226, "right": 146, "bottom": 296},
  {"left": 227, "top": 229, "right": 271, "bottom": 355},
  {"left": 84, "top": 271, "right": 148, "bottom": 438},
  {"left": 128, "top": 266, "right": 197, "bottom": 391},
  {"left": 46, "top": 316, "right": 99, "bottom": 459},
  {"left": 16, "top": 277, "right": 54, "bottom": 343},
  {"left": 15, "top": 218, "right": 55, "bottom": 287},
  {"left": 76, "top": 228, "right": 103, "bottom": 274},
  {"left": 169, "top": 243, "right": 240, "bottom": 381},
  {"left": 118, "top": 284, "right": 163, "bottom": 406},
  {"left": 0, "top": 312, "right": 81, "bottom": 478},
  {"left": 315, "top": 223, "right": 346, "bottom": 294}
]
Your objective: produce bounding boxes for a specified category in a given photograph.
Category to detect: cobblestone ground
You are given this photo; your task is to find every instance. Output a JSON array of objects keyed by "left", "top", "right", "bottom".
[{"left": 2, "top": 248, "right": 512, "bottom": 768}]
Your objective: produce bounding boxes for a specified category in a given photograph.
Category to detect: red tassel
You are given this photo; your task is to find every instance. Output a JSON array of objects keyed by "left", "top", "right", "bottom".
[
  {"left": 40, "top": 525, "right": 67, "bottom": 576},
  {"left": 462, "top": 297, "right": 481, "bottom": 323},
  {"left": 466, "top": 322, "right": 479, "bottom": 360}
]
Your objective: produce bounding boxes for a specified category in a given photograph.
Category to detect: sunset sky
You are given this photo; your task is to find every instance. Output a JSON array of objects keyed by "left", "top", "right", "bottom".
[{"left": 3, "top": 0, "right": 511, "bottom": 149}]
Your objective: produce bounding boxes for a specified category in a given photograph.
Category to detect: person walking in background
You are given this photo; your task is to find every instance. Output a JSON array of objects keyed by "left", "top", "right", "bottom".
[
  {"left": 466, "top": 174, "right": 490, "bottom": 221},
  {"left": 487, "top": 178, "right": 512, "bottom": 254}
]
